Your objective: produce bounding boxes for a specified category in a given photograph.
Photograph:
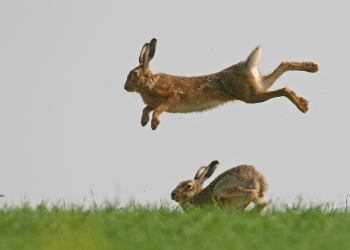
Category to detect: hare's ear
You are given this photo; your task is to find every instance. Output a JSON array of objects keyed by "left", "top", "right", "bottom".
[
  {"left": 140, "top": 38, "right": 157, "bottom": 69},
  {"left": 195, "top": 161, "right": 219, "bottom": 184},
  {"left": 147, "top": 38, "right": 157, "bottom": 62},
  {"left": 139, "top": 43, "right": 149, "bottom": 64},
  {"left": 194, "top": 166, "right": 207, "bottom": 180},
  {"left": 204, "top": 160, "right": 219, "bottom": 180}
]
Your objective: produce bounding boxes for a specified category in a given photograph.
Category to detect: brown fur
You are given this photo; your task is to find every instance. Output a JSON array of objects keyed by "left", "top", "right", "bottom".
[
  {"left": 171, "top": 162, "right": 269, "bottom": 213},
  {"left": 125, "top": 39, "right": 318, "bottom": 130}
]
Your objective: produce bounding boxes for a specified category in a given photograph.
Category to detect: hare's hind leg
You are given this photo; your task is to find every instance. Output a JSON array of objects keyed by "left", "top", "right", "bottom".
[
  {"left": 245, "top": 87, "right": 309, "bottom": 113},
  {"left": 234, "top": 189, "right": 257, "bottom": 211},
  {"left": 215, "top": 187, "right": 257, "bottom": 211},
  {"left": 254, "top": 195, "right": 268, "bottom": 213},
  {"left": 262, "top": 62, "right": 318, "bottom": 90}
]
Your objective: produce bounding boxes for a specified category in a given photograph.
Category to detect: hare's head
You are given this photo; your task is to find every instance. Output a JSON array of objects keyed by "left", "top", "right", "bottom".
[
  {"left": 124, "top": 38, "right": 157, "bottom": 92},
  {"left": 171, "top": 161, "right": 219, "bottom": 205}
]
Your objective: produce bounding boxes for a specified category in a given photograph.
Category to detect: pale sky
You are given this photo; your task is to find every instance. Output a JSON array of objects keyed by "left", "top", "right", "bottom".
[{"left": 1, "top": 1, "right": 350, "bottom": 207}]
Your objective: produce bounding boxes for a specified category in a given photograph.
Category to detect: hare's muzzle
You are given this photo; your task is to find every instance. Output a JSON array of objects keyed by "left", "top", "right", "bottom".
[
  {"left": 124, "top": 78, "right": 135, "bottom": 92},
  {"left": 124, "top": 82, "right": 132, "bottom": 92},
  {"left": 171, "top": 192, "right": 177, "bottom": 200}
]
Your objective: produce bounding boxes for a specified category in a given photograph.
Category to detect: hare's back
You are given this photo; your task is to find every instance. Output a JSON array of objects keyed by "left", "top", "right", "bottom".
[{"left": 212, "top": 165, "right": 265, "bottom": 191}]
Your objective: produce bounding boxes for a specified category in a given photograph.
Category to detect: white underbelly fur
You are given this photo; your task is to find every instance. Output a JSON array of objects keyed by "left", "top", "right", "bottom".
[{"left": 167, "top": 100, "right": 227, "bottom": 113}]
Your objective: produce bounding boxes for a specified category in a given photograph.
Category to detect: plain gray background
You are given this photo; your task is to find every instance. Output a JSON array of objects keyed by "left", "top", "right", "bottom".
[{"left": 1, "top": 1, "right": 349, "bottom": 207}]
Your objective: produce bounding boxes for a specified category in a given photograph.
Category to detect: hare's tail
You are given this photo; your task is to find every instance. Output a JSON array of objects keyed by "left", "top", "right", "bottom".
[{"left": 245, "top": 45, "right": 262, "bottom": 69}]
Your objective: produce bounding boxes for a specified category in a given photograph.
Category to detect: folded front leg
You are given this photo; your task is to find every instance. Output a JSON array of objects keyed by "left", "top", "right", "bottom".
[
  {"left": 141, "top": 106, "right": 154, "bottom": 127},
  {"left": 151, "top": 97, "right": 180, "bottom": 130}
]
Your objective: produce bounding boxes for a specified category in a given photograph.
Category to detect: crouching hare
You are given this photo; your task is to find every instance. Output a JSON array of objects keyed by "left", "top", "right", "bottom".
[
  {"left": 171, "top": 161, "right": 268, "bottom": 213},
  {"left": 124, "top": 39, "right": 318, "bottom": 130}
]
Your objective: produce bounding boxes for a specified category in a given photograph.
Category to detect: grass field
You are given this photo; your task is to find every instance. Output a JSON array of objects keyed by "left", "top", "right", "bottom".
[{"left": 0, "top": 199, "right": 349, "bottom": 250}]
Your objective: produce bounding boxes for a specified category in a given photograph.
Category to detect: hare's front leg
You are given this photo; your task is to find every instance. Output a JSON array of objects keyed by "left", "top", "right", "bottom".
[
  {"left": 141, "top": 106, "right": 154, "bottom": 127},
  {"left": 151, "top": 97, "right": 179, "bottom": 130}
]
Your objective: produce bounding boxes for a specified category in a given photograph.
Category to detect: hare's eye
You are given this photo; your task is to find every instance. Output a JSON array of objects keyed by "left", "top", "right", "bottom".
[
  {"left": 133, "top": 71, "right": 139, "bottom": 77},
  {"left": 186, "top": 185, "right": 192, "bottom": 189}
]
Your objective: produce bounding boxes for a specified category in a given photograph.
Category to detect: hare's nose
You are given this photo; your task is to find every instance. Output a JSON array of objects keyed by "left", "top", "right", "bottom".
[{"left": 171, "top": 192, "right": 176, "bottom": 199}]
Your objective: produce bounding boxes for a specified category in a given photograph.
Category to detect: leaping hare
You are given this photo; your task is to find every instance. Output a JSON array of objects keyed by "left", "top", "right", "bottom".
[
  {"left": 171, "top": 161, "right": 269, "bottom": 213},
  {"left": 124, "top": 39, "right": 318, "bottom": 130}
]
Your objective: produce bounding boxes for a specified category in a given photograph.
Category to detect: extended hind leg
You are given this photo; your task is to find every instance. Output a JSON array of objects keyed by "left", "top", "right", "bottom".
[
  {"left": 262, "top": 62, "right": 318, "bottom": 90},
  {"left": 244, "top": 87, "right": 309, "bottom": 113}
]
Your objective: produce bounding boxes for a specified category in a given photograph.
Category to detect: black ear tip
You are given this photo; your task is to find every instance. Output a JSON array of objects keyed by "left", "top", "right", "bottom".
[{"left": 211, "top": 160, "right": 219, "bottom": 165}]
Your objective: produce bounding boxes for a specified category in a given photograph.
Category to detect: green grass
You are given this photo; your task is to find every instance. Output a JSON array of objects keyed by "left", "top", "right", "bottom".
[{"left": 0, "top": 199, "right": 349, "bottom": 250}]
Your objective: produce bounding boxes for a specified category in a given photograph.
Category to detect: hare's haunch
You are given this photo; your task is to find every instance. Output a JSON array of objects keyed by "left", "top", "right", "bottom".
[
  {"left": 171, "top": 161, "right": 269, "bottom": 213},
  {"left": 125, "top": 39, "right": 318, "bottom": 130}
]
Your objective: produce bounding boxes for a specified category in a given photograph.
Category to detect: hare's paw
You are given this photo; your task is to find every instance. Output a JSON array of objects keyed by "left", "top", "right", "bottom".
[
  {"left": 141, "top": 113, "right": 150, "bottom": 127},
  {"left": 305, "top": 62, "right": 318, "bottom": 73},
  {"left": 287, "top": 88, "right": 309, "bottom": 113},
  {"left": 297, "top": 97, "right": 309, "bottom": 113},
  {"left": 151, "top": 117, "right": 160, "bottom": 130}
]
